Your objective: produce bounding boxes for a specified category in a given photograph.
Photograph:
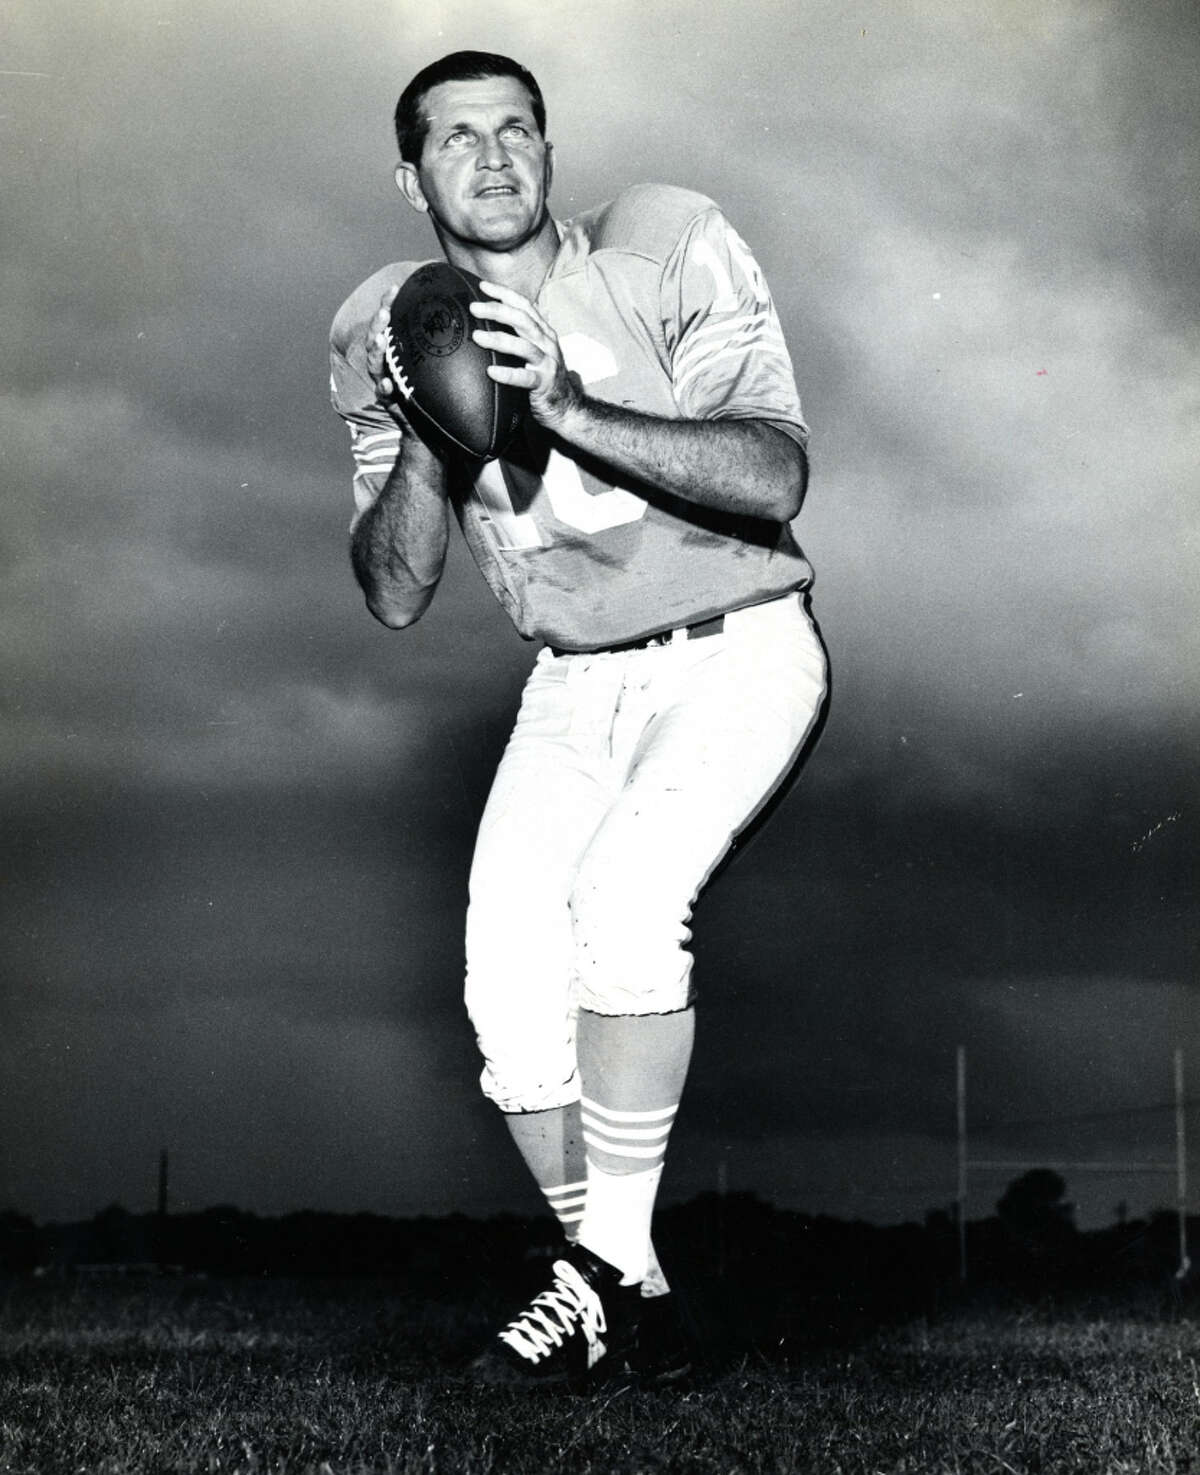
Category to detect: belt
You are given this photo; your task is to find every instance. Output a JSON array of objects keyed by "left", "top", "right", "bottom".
[{"left": 549, "top": 613, "right": 725, "bottom": 658}]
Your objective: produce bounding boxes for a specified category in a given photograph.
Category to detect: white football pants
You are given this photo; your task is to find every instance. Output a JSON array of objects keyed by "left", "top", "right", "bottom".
[{"left": 464, "top": 591, "right": 828, "bottom": 1113}]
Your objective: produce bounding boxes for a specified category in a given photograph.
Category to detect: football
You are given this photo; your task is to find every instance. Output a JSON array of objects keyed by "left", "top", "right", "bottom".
[{"left": 383, "top": 262, "right": 527, "bottom": 461}]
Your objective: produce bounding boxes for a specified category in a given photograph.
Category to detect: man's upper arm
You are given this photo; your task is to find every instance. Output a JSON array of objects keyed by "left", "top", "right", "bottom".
[
  {"left": 329, "top": 267, "right": 417, "bottom": 530},
  {"left": 662, "top": 206, "right": 808, "bottom": 451},
  {"left": 329, "top": 338, "right": 402, "bottom": 532}
]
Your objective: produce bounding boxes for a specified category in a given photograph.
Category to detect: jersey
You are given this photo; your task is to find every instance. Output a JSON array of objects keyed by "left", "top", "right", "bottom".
[{"left": 330, "top": 184, "right": 814, "bottom": 651}]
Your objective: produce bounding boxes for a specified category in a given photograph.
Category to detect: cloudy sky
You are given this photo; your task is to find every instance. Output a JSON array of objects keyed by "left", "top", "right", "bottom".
[{"left": 3, "top": 0, "right": 1197, "bottom": 1232}]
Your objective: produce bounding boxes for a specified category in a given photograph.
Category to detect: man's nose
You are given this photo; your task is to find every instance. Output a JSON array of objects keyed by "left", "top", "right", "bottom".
[{"left": 476, "top": 135, "right": 512, "bottom": 169}]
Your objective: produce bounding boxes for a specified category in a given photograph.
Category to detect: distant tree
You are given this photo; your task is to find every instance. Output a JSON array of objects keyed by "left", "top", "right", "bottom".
[
  {"left": 923, "top": 1207, "right": 955, "bottom": 1238},
  {"left": 0, "top": 1210, "right": 39, "bottom": 1271},
  {"left": 89, "top": 1202, "right": 153, "bottom": 1263},
  {"left": 996, "top": 1169, "right": 1077, "bottom": 1261}
]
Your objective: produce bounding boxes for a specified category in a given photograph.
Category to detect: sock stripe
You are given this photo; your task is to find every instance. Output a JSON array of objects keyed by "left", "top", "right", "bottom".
[
  {"left": 580, "top": 1097, "right": 678, "bottom": 1124},
  {"left": 583, "top": 1130, "right": 670, "bottom": 1160},
  {"left": 544, "top": 1179, "right": 588, "bottom": 1200},
  {"left": 543, "top": 1179, "right": 587, "bottom": 1230},
  {"left": 581, "top": 1112, "right": 674, "bottom": 1143},
  {"left": 547, "top": 1193, "right": 587, "bottom": 1214}
]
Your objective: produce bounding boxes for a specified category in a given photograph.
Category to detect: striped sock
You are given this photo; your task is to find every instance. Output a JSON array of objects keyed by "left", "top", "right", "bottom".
[
  {"left": 578, "top": 1098, "right": 678, "bottom": 1285},
  {"left": 501, "top": 1103, "right": 586, "bottom": 1237},
  {"left": 580, "top": 1097, "right": 678, "bottom": 1172},
  {"left": 575, "top": 1007, "right": 693, "bottom": 1287},
  {"left": 542, "top": 1178, "right": 587, "bottom": 1241},
  {"left": 499, "top": 1102, "right": 668, "bottom": 1286},
  {"left": 579, "top": 1161, "right": 663, "bottom": 1285}
]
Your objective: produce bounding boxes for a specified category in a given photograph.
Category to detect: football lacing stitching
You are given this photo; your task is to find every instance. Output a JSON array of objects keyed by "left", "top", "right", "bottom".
[
  {"left": 496, "top": 1259, "right": 607, "bottom": 1364},
  {"left": 382, "top": 326, "right": 414, "bottom": 400}
]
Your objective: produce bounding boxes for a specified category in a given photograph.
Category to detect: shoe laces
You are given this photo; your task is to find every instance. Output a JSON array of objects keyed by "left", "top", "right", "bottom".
[{"left": 497, "top": 1259, "right": 607, "bottom": 1364}]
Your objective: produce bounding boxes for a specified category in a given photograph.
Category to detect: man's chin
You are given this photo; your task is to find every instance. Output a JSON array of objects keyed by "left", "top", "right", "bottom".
[
  {"left": 450, "top": 207, "right": 551, "bottom": 252},
  {"left": 472, "top": 200, "right": 532, "bottom": 232}
]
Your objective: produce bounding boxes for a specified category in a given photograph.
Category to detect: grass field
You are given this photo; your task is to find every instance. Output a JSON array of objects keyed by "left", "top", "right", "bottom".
[{"left": 1, "top": 1273, "right": 1197, "bottom": 1474}]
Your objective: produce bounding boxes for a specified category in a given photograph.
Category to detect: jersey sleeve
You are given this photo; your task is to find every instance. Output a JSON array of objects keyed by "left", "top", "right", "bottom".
[
  {"left": 661, "top": 206, "right": 808, "bottom": 447},
  {"left": 329, "top": 330, "right": 403, "bottom": 531}
]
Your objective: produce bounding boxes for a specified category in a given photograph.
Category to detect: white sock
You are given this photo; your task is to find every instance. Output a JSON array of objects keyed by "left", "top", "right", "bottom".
[
  {"left": 578, "top": 1161, "right": 663, "bottom": 1286},
  {"left": 641, "top": 1242, "right": 671, "bottom": 1298}
]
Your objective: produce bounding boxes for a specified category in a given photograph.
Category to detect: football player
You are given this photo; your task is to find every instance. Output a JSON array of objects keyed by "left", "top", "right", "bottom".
[{"left": 330, "top": 50, "right": 828, "bottom": 1388}]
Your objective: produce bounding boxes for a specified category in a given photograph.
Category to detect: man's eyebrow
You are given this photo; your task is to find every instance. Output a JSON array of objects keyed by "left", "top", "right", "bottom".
[{"left": 433, "top": 112, "right": 534, "bottom": 136}]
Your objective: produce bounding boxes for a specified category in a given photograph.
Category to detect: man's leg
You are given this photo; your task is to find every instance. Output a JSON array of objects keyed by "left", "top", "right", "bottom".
[
  {"left": 570, "top": 595, "right": 828, "bottom": 1290},
  {"left": 464, "top": 651, "right": 665, "bottom": 1387},
  {"left": 503, "top": 1100, "right": 673, "bottom": 1299},
  {"left": 503, "top": 1104, "right": 587, "bottom": 1241},
  {"left": 465, "top": 649, "right": 679, "bottom": 1285},
  {"left": 574, "top": 1009, "right": 693, "bottom": 1284},
  {"left": 467, "top": 597, "right": 827, "bottom": 1384},
  {"left": 463, "top": 650, "right": 613, "bottom": 1199}
]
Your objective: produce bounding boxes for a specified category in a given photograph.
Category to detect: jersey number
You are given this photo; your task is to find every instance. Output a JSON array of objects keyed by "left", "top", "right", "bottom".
[
  {"left": 691, "top": 225, "right": 770, "bottom": 310},
  {"left": 472, "top": 334, "right": 648, "bottom": 550}
]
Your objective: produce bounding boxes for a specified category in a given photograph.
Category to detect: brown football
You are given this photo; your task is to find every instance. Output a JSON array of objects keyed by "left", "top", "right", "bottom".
[{"left": 383, "top": 262, "right": 527, "bottom": 461}]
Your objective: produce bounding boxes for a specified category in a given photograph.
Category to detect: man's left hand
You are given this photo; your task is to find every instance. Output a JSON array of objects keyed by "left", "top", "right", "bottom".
[{"left": 470, "top": 282, "right": 583, "bottom": 433}]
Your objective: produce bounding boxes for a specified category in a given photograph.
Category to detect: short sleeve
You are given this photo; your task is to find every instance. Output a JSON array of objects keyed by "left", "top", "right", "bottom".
[
  {"left": 329, "top": 335, "right": 403, "bottom": 531},
  {"left": 661, "top": 207, "right": 808, "bottom": 447}
]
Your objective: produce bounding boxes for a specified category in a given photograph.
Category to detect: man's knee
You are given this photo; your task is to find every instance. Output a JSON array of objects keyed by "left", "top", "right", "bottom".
[
  {"left": 464, "top": 967, "right": 580, "bottom": 1113},
  {"left": 574, "top": 974, "right": 695, "bottom": 1015},
  {"left": 475, "top": 1052, "right": 581, "bottom": 1114},
  {"left": 568, "top": 873, "right": 696, "bottom": 1016}
]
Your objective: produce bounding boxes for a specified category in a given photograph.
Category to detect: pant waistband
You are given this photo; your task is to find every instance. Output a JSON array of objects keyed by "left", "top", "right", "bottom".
[{"left": 549, "top": 613, "right": 726, "bottom": 658}]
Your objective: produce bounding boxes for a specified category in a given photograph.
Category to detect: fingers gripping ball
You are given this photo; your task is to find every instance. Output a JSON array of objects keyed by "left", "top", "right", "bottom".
[{"left": 383, "top": 263, "right": 527, "bottom": 461}]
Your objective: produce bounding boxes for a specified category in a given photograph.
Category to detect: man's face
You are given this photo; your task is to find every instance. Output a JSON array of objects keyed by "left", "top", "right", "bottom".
[{"left": 397, "top": 76, "right": 552, "bottom": 252}]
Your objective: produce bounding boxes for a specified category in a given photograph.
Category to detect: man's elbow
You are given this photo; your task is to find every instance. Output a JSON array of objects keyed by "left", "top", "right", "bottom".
[
  {"left": 760, "top": 442, "right": 807, "bottom": 525},
  {"left": 763, "top": 479, "right": 802, "bottom": 523},
  {"left": 778, "top": 454, "right": 808, "bottom": 522},
  {"left": 364, "top": 588, "right": 432, "bottom": 629},
  {"left": 755, "top": 433, "right": 808, "bottom": 522}
]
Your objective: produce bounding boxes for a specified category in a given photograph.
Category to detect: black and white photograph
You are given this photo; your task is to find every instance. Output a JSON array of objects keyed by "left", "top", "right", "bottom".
[{"left": 3, "top": 1, "right": 1197, "bottom": 1469}]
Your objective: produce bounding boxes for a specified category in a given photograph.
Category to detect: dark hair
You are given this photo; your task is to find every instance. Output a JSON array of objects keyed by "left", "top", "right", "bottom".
[{"left": 394, "top": 51, "right": 546, "bottom": 165}]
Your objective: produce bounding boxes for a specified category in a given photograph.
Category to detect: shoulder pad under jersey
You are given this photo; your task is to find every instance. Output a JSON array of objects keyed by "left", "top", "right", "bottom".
[
  {"left": 330, "top": 260, "right": 434, "bottom": 356},
  {"left": 566, "top": 183, "right": 719, "bottom": 264}
]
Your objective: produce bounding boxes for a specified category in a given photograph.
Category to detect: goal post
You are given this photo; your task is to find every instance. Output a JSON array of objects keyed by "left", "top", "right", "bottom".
[{"left": 955, "top": 1045, "right": 1189, "bottom": 1283}]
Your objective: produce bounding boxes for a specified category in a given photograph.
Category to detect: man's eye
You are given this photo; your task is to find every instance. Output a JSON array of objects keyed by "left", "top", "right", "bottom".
[
  {"left": 501, "top": 125, "right": 530, "bottom": 139},
  {"left": 444, "top": 130, "right": 473, "bottom": 147}
]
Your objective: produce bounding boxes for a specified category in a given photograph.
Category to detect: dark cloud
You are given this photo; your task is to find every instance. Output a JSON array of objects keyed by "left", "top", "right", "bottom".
[{"left": 3, "top": 0, "right": 1196, "bottom": 1223}]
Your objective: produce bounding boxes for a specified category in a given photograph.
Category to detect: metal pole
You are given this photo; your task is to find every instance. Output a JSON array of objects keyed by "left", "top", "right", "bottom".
[
  {"left": 957, "top": 1045, "right": 967, "bottom": 1284},
  {"left": 1176, "top": 1048, "right": 1190, "bottom": 1279},
  {"left": 716, "top": 1157, "right": 728, "bottom": 1282}
]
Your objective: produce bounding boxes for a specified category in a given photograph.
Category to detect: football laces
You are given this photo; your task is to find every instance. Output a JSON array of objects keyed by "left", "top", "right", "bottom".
[{"left": 382, "top": 326, "right": 414, "bottom": 400}]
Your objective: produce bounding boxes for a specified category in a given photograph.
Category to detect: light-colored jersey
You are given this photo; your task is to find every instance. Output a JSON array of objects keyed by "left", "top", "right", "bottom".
[{"left": 330, "top": 184, "right": 814, "bottom": 649}]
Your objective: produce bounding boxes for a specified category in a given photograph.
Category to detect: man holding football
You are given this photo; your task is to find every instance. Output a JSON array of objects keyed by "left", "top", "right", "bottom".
[{"left": 330, "top": 50, "right": 828, "bottom": 1388}]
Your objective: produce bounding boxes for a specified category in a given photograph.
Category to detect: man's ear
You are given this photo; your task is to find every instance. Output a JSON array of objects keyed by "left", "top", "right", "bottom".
[
  {"left": 543, "top": 141, "right": 554, "bottom": 194},
  {"left": 395, "top": 161, "right": 429, "bottom": 214}
]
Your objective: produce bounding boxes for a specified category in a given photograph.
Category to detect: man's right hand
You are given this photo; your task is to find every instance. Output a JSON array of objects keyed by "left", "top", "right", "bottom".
[
  {"left": 366, "top": 287, "right": 405, "bottom": 409},
  {"left": 365, "top": 290, "right": 441, "bottom": 473},
  {"left": 351, "top": 289, "right": 453, "bottom": 626}
]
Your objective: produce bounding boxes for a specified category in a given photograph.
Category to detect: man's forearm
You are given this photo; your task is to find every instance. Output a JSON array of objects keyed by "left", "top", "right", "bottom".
[
  {"left": 549, "top": 399, "right": 806, "bottom": 522},
  {"left": 471, "top": 280, "right": 806, "bottom": 521},
  {"left": 350, "top": 450, "right": 450, "bottom": 629}
]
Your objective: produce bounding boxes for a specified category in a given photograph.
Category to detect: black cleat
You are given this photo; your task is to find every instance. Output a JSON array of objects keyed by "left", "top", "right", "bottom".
[
  {"left": 626, "top": 1290, "right": 693, "bottom": 1385},
  {"left": 467, "top": 1243, "right": 641, "bottom": 1391}
]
